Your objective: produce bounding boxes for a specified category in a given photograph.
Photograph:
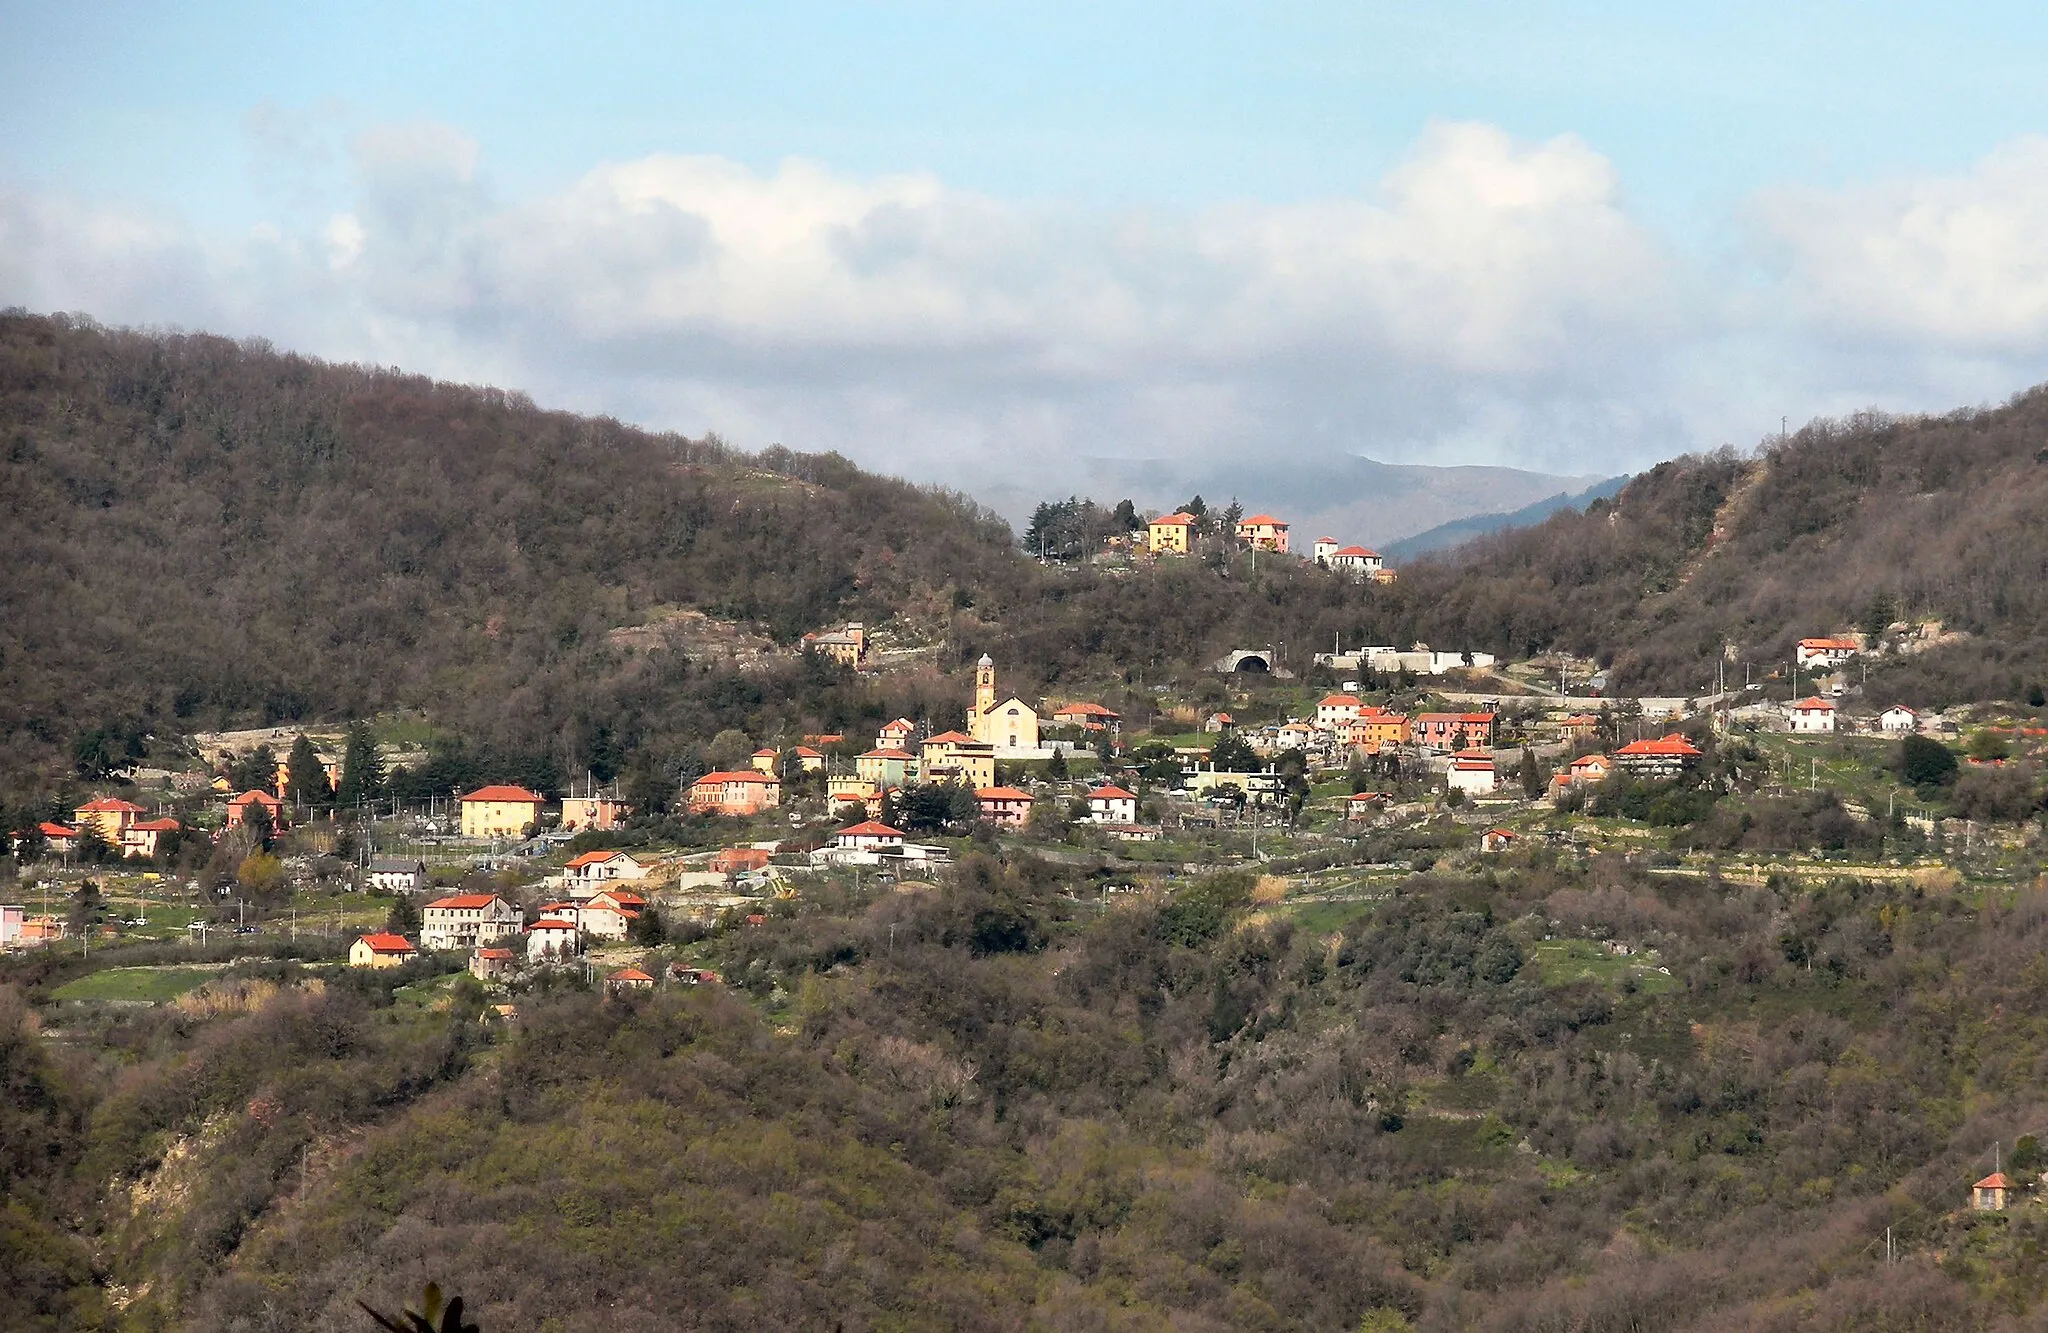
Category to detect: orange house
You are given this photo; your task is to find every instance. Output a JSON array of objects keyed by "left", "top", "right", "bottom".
[
  {"left": 686, "top": 770, "right": 782, "bottom": 816},
  {"left": 226, "top": 789, "right": 288, "bottom": 830}
]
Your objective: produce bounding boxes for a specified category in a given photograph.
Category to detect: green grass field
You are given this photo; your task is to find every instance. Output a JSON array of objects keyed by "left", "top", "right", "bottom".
[
  {"left": 1526, "top": 938, "right": 1675, "bottom": 994},
  {"left": 51, "top": 966, "right": 217, "bottom": 1003}
]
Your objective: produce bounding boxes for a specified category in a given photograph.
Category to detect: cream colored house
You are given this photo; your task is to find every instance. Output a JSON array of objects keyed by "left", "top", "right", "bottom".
[
  {"left": 350, "top": 932, "right": 417, "bottom": 969},
  {"left": 459, "top": 785, "right": 544, "bottom": 839},
  {"left": 421, "top": 893, "right": 523, "bottom": 951},
  {"left": 921, "top": 732, "right": 997, "bottom": 788}
]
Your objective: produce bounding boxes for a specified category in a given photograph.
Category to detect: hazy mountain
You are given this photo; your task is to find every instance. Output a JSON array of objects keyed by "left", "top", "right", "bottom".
[{"left": 1381, "top": 474, "right": 1630, "bottom": 560}]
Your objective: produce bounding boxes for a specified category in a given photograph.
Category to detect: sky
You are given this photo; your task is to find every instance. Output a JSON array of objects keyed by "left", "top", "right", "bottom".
[{"left": 6, "top": 2, "right": 2048, "bottom": 505}]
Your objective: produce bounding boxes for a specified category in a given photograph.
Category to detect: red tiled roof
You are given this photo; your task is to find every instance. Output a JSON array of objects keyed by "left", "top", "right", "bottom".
[
  {"left": 1089, "top": 785, "right": 1138, "bottom": 801},
  {"left": 460, "top": 784, "right": 543, "bottom": 804},
  {"left": 609, "top": 967, "right": 654, "bottom": 982},
  {"left": 792, "top": 745, "right": 825, "bottom": 757},
  {"left": 592, "top": 891, "right": 645, "bottom": 906},
  {"left": 1150, "top": 512, "right": 1195, "bottom": 526},
  {"left": 130, "top": 818, "right": 180, "bottom": 831},
  {"left": 1615, "top": 734, "right": 1703, "bottom": 757},
  {"left": 753, "top": 748, "right": 778, "bottom": 757},
  {"left": 356, "top": 932, "right": 415, "bottom": 954},
  {"left": 564, "top": 850, "right": 622, "bottom": 868},
  {"left": 426, "top": 893, "right": 503, "bottom": 910},
  {"left": 1799, "top": 637, "right": 1860, "bottom": 650},
  {"left": 77, "top": 797, "right": 146, "bottom": 813},
  {"left": 692, "top": 770, "right": 776, "bottom": 785},
  {"left": 838, "top": 820, "right": 904, "bottom": 838},
  {"left": 1332, "top": 545, "right": 1380, "bottom": 558},
  {"left": 1238, "top": 514, "right": 1286, "bottom": 527},
  {"left": 528, "top": 918, "right": 578, "bottom": 931},
  {"left": 539, "top": 901, "right": 578, "bottom": 912},
  {"left": 975, "top": 786, "right": 1033, "bottom": 801},
  {"left": 476, "top": 947, "right": 515, "bottom": 959},
  {"left": 229, "top": 789, "right": 282, "bottom": 806},
  {"left": 1319, "top": 694, "right": 1362, "bottom": 707},
  {"left": 857, "top": 747, "right": 914, "bottom": 760},
  {"left": 1485, "top": 828, "right": 1516, "bottom": 839},
  {"left": 38, "top": 821, "right": 77, "bottom": 837},
  {"left": 1054, "top": 702, "right": 1120, "bottom": 717},
  {"left": 1569, "top": 754, "right": 1609, "bottom": 769},
  {"left": 1977, "top": 1172, "right": 2011, "bottom": 1190},
  {"left": 1790, "top": 696, "right": 1837, "bottom": 711},
  {"left": 923, "top": 730, "right": 981, "bottom": 745},
  {"left": 1451, "top": 757, "right": 1495, "bottom": 770}
]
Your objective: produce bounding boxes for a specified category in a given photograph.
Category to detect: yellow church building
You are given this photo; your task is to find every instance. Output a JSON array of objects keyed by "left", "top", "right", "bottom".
[{"left": 966, "top": 654, "right": 1040, "bottom": 755}]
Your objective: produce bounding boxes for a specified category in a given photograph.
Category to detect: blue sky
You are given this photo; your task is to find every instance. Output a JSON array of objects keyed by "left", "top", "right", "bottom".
[{"left": 7, "top": 2, "right": 2048, "bottom": 516}]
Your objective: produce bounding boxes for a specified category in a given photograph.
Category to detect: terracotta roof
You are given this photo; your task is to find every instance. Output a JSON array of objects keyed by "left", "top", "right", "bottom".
[
  {"left": 1615, "top": 735, "right": 1703, "bottom": 757},
  {"left": 460, "top": 784, "right": 543, "bottom": 804},
  {"left": 1332, "top": 545, "right": 1380, "bottom": 558},
  {"left": 609, "top": 967, "right": 654, "bottom": 982},
  {"left": 1790, "top": 696, "right": 1837, "bottom": 711},
  {"left": 922, "top": 730, "right": 981, "bottom": 745},
  {"left": 1150, "top": 512, "right": 1195, "bottom": 526},
  {"left": 1319, "top": 694, "right": 1362, "bottom": 707},
  {"left": 528, "top": 918, "right": 578, "bottom": 931},
  {"left": 77, "top": 797, "right": 146, "bottom": 813},
  {"left": 1485, "top": 828, "right": 1516, "bottom": 839},
  {"left": 1976, "top": 1172, "right": 2011, "bottom": 1190},
  {"left": 857, "top": 747, "right": 914, "bottom": 760},
  {"left": 476, "top": 947, "right": 515, "bottom": 960},
  {"left": 752, "top": 748, "right": 778, "bottom": 757},
  {"left": 879, "top": 718, "right": 916, "bottom": 731},
  {"left": 1884, "top": 705, "right": 1918, "bottom": 716},
  {"left": 230, "top": 789, "right": 282, "bottom": 806},
  {"left": 38, "top": 822, "right": 77, "bottom": 837},
  {"left": 1316, "top": 535, "right": 1338, "bottom": 544},
  {"left": 539, "top": 901, "right": 579, "bottom": 912},
  {"left": 1238, "top": 514, "right": 1286, "bottom": 527},
  {"left": 1569, "top": 754, "right": 1609, "bottom": 769},
  {"left": 1054, "top": 702, "right": 1120, "bottom": 717},
  {"left": 1799, "top": 637, "right": 1860, "bottom": 649},
  {"left": 1451, "top": 757, "right": 1495, "bottom": 770},
  {"left": 1089, "top": 784, "right": 1138, "bottom": 801},
  {"left": 426, "top": 893, "right": 503, "bottom": 911},
  {"left": 838, "top": 820, "right": 905, "bottom": 838},
  {"left": 592, "top": 891, "right": 646, "bottom": 906},
  {"left": 564, "top": 850, "right": 623, "bottom": 869},
  {"left": 692, "top": 770, "right": 776, "bottom": 784},
  {"left": 792, "top": 745, "right": 825, "bottom": 757},
  {"left": 975, "top": 786, "right": 1033, "bottom": 801},
  {"left": 356, "top": 932, "right": 415, "bottom": 954}
]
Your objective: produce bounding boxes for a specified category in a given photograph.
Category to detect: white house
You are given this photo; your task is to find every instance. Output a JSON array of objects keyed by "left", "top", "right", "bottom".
[
  {"left": 1796, "top": 636, "right": 1862, "bottom": 669},
  {"left": 835, "top": 820, "right": 905, "bottom": 852},
  {"left": 1447, "top": 756, "right": 1497, "bottom": 796},
  {"left": 1880, "top": 705, "right": 1919, "bottom": 734},
  {"left": 579, "top": 904, "right": 637, "bottom": 942},
  {"left": 1325, "top": 545, "right": 1385, "bottom": 578},
  {"left": 365, "top": 857, "right": 427, "bottom": 895},
  {"left": 1086, "top": 784, "right": 1140, "bottom": 825},
  {"left": 1311, "top": 536, "right": 1341, "bottom": 563},
  {"left": 420, "top": 893, "right": 524, "bottom": 952},
  {"left": 1316, "top": 694, "right": 1364, "bottom": 730},
  {"left": 1787, "top": 696, "right": 1838, "bottom": 734},
  {"left": 563, "top": 849, "right": 647, "bottom": 897},
  {"left": 525, "top": 917, "right": 581, "bottom": 961}
]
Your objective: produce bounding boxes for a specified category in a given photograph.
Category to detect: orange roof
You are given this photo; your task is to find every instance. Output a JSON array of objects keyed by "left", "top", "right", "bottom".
[
  {"left": 1484, "top": 828, "right": 1516, "bottom": 839},
  {"left": 609, "top": 967, "right": 654, "bottom": 982},
  {"left": 229, "top": 789, "right": 282, "bottom": 806},
  {"left": 752, "top": 748, "right": 779, "bottom": 757},
  {"left": 38, "top": 821, "right": 77, "bottom": 837},
  {"left": 1568, "top": 754, "right": 1609, "bottom": 769},
  {"left": 1319, "top": 694, "right": 1362, "bottom": 707},
  {"left": 1150, "top": 512, "right": 1195, "bottom": 527},
  {"left": 792, "top": 745, "right": 825, "bottom": 757},
  {"left": 460, "top": 784, "right": 542, "bottom": 804},
  {"left": 1451, "top": 756, "right": 1495, "bottom": 770},
  {"left": 879, "top": 718, "right": 915, "bottom": 731},
  {"left": 1089, "top": 784, "right": 1137, "bottom": 801},
  {"left": 77, "top": 797, "right": 146, "bottom": 813},
  {"left": 426, "top": 893, "right": 502, "bottom": 910},
  {"left": 1238, "top": 514, "right": 1286, "bottom": 527},
  {"left": 1561, "top": 713, "right": 1601, "bottom": 725},
  {"left": 1791, "top": 696, "right": 1837, "bottom": 711},
  {"left": 712, "top": 847, "right": 772, "bottom": 870},
  {"left": 539, "top": 901, "right": 578, "bottom": 912},
  {"left": 923, "top": 730, "right": 981, "bottom": 745},
  {"left": 857, "top": 747, "right": 914, "bottom": 760},
  {"left": 1054, "top": 702, "right": 1120, "bottom": 717},
  {"left": 692, "top": 770, "right": 776, "bottom": 785},
  {"left": 528, "top": 918, "right": 578, "bottom": 931},
  {"left": 564, "top": 850, "right": 623, "bottom": 868},
  {"left": 838, "top": 820, "right": 904, "bottom": 838},
  {"left": 1799, "top": 637, "right": 1860, "bottom": 649},
  {"left": 476, "top": 947, "right": 515, "bottom": 959},
  {"left": 593, "top": 891, "right": 646, "bottom": 906},
  {"left": 130, "top": 817, "right": 180, "bottom": 831},
  {"left": 1615, "top": 734, "right": 1703, "bottom": 757},
  {"left": 1332, "top": 545, "right": 1379, "bottom": 558},
  {"left": 356, "top": 932, "right": 415, "bottom": 954},
  {"left": 1976, "top": 1172, "right": 2011, "bottom": 1189},
  {"left": 975, "top": 786, "right": 1033, "bottom": 801}
]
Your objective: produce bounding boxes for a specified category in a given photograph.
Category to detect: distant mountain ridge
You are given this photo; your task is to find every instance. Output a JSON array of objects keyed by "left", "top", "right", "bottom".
[{"left": 1381, "top": 474, "right": 1630, "bottom": 560}]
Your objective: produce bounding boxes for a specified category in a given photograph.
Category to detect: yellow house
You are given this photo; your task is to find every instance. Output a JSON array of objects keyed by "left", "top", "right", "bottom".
[
  {"left": 921, "top": 732, "right": 997, "bottom": 788},
  {"left": 800, "top": 622, "right": 867, "bottom": 668},
  {"left": 349, "top": 932, "right": 417, "bottom": 969},
  {"left": 965, "top": 654, "right": 1041, "bottom": 753},
  {"left": 73, "top": 797, "right": 145, "bottom": 844},
  {"left": 1147, "top": 512, "right": 1195, "bottom": 554},
  {"left": 459, "top": 784, "right": 545, "bottom": 839},
  {"left": 750, "top": 748, "right": 780, "bottom": 776}
]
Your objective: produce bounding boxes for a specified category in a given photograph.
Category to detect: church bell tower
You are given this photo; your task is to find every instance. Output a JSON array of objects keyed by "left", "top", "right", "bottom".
[{"left": 972, "top": 653, "right": 997, "bottom": 733}]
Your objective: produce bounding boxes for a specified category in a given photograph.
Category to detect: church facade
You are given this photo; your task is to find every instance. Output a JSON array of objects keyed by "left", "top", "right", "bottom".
[{"left": 966, "top": 654, "right": 1041, "bottom": 756}]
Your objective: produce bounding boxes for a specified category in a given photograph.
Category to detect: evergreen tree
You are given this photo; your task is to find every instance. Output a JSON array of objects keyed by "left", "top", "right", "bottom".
[
  {"left": 1347, "top": 754, "right": 1369, "bottom": 794},
  {"left": 288, "top": 734, "right": 331, "bottom": 814},
  {"left": 385, "top": 893, "right": 422, "bottom": 936},
  {"left": 1047, "top": 747, "right": 1069, "bottom": 781},
  {"left": 1518, "top": 748, "right": 1543, "bottom": 798},
  {"left": 337, "top": 723, "right": 385, "bottom": 809}
]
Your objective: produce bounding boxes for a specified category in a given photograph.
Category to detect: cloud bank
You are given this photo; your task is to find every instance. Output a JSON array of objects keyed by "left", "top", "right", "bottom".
[{"left": 4, "top": 118, "right": 2045, "bottom": 506}]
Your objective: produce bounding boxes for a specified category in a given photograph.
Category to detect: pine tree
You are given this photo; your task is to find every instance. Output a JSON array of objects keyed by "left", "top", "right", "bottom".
[
  {"left": 1518, "top": 748, "right": 1542, "bottom": 798},
  {"left": 287, "top": 734, "right": 331, "bottom": 814},
  {"left": 337, "top": 723, "right": 385, "bottom": 809}
]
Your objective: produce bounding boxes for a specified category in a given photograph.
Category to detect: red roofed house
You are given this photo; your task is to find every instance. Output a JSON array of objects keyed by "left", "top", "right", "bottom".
[
  {"left": 525, "top": 917, "right": 581, "bottom": 961},
  {"left": 750, "top": 747, "right": 781, "bottom": 776},
  {"left": 1796, "top": 636, "right": 1863, "bottom": 668},
  {"left": 564, "top": 849, "right": 647, "bottom": 894},
  {"left": 1086, "top": 785, "right": 1139, "bottom": 825},
  {"left": 686, "top": 770, "right": 782, "bottom": 816},
  {"left": 1317, "top": 694, "right": 1364, "bottom": 729},
  {"left": 1415, "top": 713, "right": 1496, "bottom": 751},
  {"left": 1613, "top": 734, "right": 1705, "bottom": 776},
  {"left": 226, "top": 789, "right": 287, "bottom": 831},
  {"left": 458, "top": 785, "right": 544, "bottom": 839},
  {"left": 876, "top": 718, "right": 918, "bottom": 749},
  {"left": 1566, "top": 754, "right": 1612, "bottom": 787},
  {"left": 607, "top": 966, "right": 656, "bottom": 993},
  {"left": 73, "top": 797, "right": 146, "bottom": 845},
  {"left": 421, "top": 893, "right": 523, "bottom": 951},
  {"left": 1879, "top": 705, "right": 1919, "bottom": 734},
  {"left": 1147, "top": 512, "right": 1196, "bottom": 555},
  {"left": 36, "top": 822, "right": 78, "bottom": 855},
  {"left": 1974, "top": 1172, "right": 2012, "bottom": 1211},
  {"left": 1312, "top": 536, "right": 1341, "bottom": 563},
  {"left": 835, "top": 820, "right": 905, "bottom": 852},
  {"left": 122, "top": 817, "right": 181, "bottom": 860},
  {"left": 1787, "top": 697, "right": 1838, "bottom": 735},
  {"left": 1558, "top": 714, "right": 1602, "bottom": 741},
  {"left": 1346, "top": 712, "right": 1411, "bottom": 752},
  {"left": 469, "top": 946, "right": 516, "bottom": 981},
  {"left": 921, "top": 731, "right": 996, "bottom": 788},
  {"left": 1325, "top": 546, "right": 1384, "bottom": 578},
  {"left": 579, "top": 899, "right": 641, "bottom": 942},
  {"left": 1481, "top": 828, "right": 1518, "bottom": 853},
  {"left": 349, "top": 932, "right": 417, "bottom": 969},
  {"left": 854, "top": 748, "right": 916, "bottom": 791},
  {"left": 1205, "top": 712, "right": 1234, "bottom": 733},
  {"left": 1447, "top": 756, "right": 1497, "bottom": 796},
  {"left": 1346, "top": 791, "right": 1387, "bottom": 820},
  {"left": 559, "top": 791, "right": 627, "bottom": 832},
  {"left": 1235, "top": 514, "right": 1290, "bottom": 553},
  {"left": 790, "top": 745, "right": 827, "bottom": 772},
  {"left": 1051, "top": 702, "right": 1122, "bottom": 731},
  {"left": 975, "top": 786, "right": 1033, "bottom": 828}
]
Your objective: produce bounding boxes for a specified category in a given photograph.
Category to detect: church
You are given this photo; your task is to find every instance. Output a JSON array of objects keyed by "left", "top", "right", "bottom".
[{"left": 966, "top": 654, "right": 1041, "bottom": 755}]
